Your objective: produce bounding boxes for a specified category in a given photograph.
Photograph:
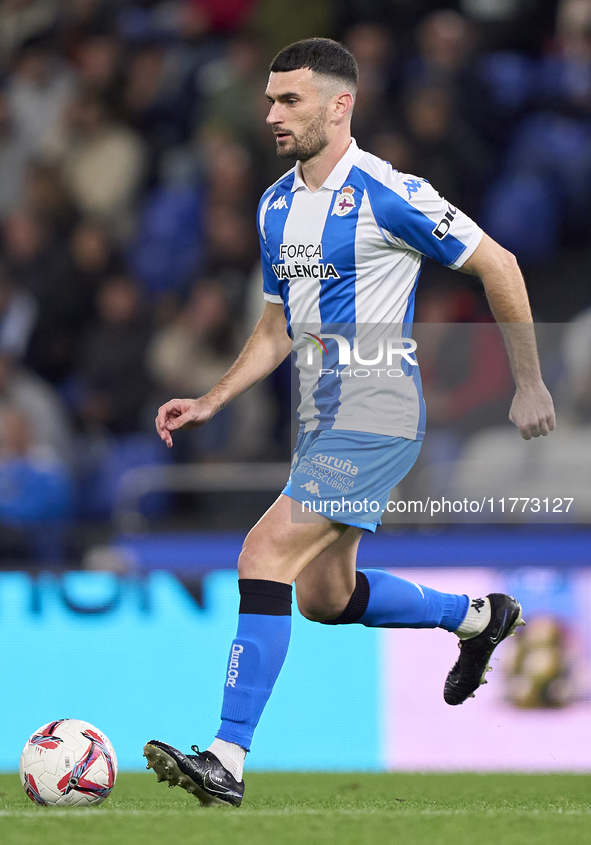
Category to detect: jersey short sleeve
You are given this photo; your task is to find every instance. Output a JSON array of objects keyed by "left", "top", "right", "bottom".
[
  {"left": 357, "top": 158, "right": 483, "bottom": 269},
  {"left": 257, "top": 192, "right": 283, "bottom": 304}
]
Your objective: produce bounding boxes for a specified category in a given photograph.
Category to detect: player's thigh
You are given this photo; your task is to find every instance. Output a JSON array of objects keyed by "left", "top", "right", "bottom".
[
  {"left": 238, "top": 493, "right": 348, "bottom": 584},
  {"left": 295, "top": 526, "right": 364, "bottom": 621}
]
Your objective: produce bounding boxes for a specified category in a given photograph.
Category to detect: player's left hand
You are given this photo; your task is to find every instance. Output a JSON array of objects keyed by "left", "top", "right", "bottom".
[{"left": 509, "top": 381, "right": 556, "bottom": 440}]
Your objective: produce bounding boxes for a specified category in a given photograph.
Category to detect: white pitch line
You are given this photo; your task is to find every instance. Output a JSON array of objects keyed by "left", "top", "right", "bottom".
[{"left": 0, "top": 807, "right": 590, "bottom": 819}]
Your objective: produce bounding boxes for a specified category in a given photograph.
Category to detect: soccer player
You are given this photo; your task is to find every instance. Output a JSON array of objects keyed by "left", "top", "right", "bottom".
[{"left": 145, "top": 38, "right": 556, "bottom": 806}]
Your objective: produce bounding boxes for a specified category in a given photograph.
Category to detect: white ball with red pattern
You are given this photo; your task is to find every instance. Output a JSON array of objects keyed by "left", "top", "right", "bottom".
[{"left": 19, "top": 719, "right": 118, "bottom": 806}]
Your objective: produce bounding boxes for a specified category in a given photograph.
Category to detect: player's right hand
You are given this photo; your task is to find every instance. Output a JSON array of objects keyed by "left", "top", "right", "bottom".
[
  {"left": 155, "top": 397, "right": 217, "bottom": 447},
  {"left": 508, "top": 381, "right": 556, "bottom": 441}
]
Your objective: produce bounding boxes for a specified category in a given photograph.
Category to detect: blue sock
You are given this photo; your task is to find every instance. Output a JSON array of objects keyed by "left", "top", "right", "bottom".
[
  {"left": 216, "top": 579, "right": 292, "bottom": 751},
  {"left": 324, "top": 570, "right": 468, "bottom": 632}
]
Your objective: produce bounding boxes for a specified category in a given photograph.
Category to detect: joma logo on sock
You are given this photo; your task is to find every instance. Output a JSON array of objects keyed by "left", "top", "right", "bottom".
[{"left": 226, "top": 644, "right": 244, "bottom": 687}]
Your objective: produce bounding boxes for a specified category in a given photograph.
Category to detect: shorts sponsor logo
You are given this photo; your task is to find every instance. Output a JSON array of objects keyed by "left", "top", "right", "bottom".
[
  {"left": 226, "top": 643, "right": 243, "bottom": 687},
  {"left": 295, "top": 454, "right": 357, "bottom": 494},
  {"left": 300, "top": 480, "right": 321, "bottom": 497},
  {"left": 311, "top": 453, "right": 359, "bottom": 476}
]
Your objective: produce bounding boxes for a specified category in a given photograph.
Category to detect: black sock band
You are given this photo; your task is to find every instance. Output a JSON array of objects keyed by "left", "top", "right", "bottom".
[
  {"left": 238, "top": 579, "right": 293, "bottom": 615},
  {"left": 322, "top": 571, "right": 370, "bottom": 625}
]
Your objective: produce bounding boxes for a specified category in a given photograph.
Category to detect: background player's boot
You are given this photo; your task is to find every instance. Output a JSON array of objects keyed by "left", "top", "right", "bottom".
[
  {"left": 444, "top": 593, "right": 525, "bottom": 705},
  {"left": 144, "top": 740, "right": 244, "bottom": 806}
]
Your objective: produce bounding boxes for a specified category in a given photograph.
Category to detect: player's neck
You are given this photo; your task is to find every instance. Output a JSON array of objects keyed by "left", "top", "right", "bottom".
[{"left": 299, "top": 132, "right": 352, "bottom": 193}]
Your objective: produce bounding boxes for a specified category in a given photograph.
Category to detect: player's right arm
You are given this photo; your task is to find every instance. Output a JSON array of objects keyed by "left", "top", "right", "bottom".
[
  {"left": 155, "top": 302, "right": 290, "bottom": 447},
  {"left": 460, "top": 233, "right": 556, "bottom": 440},
  {"left": 361, "top": 162, "right": 556, "bottom": 441}
]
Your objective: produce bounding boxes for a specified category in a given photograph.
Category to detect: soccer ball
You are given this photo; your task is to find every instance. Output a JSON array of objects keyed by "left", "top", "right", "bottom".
[{"left": 20, "top": 719, "right": 117, "bottom": 806}]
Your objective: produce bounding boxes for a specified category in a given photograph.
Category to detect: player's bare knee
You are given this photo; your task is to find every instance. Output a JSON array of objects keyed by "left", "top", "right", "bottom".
[
  {"left": 296, "top": 593, "right": 347, "bottom": 623},
  {"left": 237, "top": 534, "right": 282, "bottom": 580},
  {"left": 298, "top": 604, "right": 335, "bottom": 623},
  {"left": 237, "top": 542, "right": 264, "bottom": 580}
]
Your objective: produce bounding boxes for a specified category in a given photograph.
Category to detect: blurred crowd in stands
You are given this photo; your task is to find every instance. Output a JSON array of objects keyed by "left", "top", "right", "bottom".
[{"left": 0, "top": 0, "right": 590, "bottom": 559}]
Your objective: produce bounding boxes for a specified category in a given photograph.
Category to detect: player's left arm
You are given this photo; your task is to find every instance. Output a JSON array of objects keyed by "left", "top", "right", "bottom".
[{"left": 460, "top": 233, "right": 556, "bottom": 440}]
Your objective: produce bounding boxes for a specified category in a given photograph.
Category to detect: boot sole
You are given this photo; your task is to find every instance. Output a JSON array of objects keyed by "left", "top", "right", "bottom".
[{"left": 143, "top": 743, "right": 230, "bottom": 807}]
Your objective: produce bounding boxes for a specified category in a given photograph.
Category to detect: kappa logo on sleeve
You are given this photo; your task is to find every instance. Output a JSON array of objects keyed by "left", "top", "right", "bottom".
[
  {"left": 269, "top": 195, "right": 288, "bottom": 211},
  {"left": 403, "top": 179, "right": 424, "bottom": 200}
]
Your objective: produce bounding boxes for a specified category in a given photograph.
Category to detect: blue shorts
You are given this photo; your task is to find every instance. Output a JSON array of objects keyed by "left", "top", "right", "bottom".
[{"left": 283, "top": 429, "right": 421, "bottom": 532}]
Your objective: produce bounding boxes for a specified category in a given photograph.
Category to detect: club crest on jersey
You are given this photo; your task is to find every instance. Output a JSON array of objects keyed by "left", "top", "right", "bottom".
[{"left": 332, "top": 186, "right": 356, "bottom": 217}]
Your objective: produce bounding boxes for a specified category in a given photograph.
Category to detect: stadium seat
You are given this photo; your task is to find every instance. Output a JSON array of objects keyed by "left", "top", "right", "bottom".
[
  {"left": 448, "top": 425, "right": 591, "bottom": 520},
  {"left": 505, "top": 113, "right": 591, "bottom": 218},
  {"left": 77, "top": 433, "right": 172, "bottom": 521},
  {"left": 479, "top": 171, "right": 560, "bottom": 263},
  {"left": 128, "top": 185, "right": 204, "bottom": 296},
  {"left": 479, "top": 52, "right": 537, "bottom": 112}
]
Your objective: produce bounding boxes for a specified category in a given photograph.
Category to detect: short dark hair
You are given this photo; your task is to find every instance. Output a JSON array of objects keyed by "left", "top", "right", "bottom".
[{"left": 270, "top": 38, "right": 358, "bottom": 90}]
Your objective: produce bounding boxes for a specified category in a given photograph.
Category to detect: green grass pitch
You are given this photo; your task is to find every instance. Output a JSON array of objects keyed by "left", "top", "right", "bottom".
[{"left": 1, "top": 772, "right": 590, "bottom": 845}]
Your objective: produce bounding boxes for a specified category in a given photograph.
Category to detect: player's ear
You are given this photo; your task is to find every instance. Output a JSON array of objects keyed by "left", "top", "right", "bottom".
[{"left": 333, "top": 91, "right": 354, "bottom": 120}]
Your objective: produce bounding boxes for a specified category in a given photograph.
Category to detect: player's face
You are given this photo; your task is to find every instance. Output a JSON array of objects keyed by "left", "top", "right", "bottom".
[{"left": 265, "top": 69, "right": 330, "bottom": 162}]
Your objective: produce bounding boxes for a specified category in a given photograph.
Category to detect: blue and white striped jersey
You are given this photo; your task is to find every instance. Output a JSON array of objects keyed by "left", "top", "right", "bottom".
[{"left": 257, "top": 139, "right": 483, "bottom": 440}]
